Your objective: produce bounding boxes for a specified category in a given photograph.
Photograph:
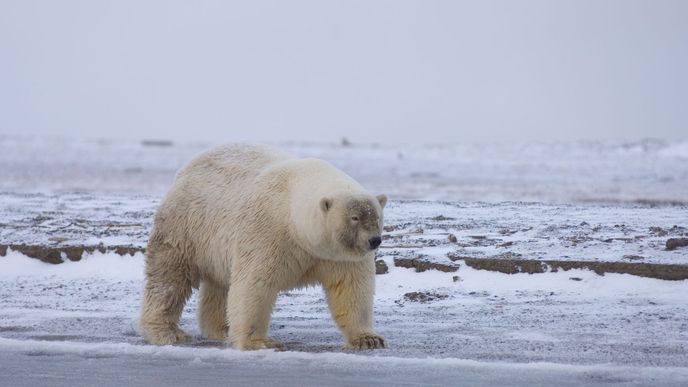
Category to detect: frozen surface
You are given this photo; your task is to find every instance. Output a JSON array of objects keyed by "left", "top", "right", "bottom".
[
  {"left": 2, "top": 340, "right": 688, "bottom": 387},
  {"left": 1, "top": 251, "right": 688, "bottom": 385},
  {"left": 1, "top": 135, "right": 687, "bottom": 204}
]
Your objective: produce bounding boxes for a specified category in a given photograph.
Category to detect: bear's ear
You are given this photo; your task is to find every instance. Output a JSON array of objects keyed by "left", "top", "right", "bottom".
[
  {"left": 376, "top": 194, "right": 388, "bottom": 208},
  {"left": 320, "top": 197, "right": 332, "bottom": 213}
]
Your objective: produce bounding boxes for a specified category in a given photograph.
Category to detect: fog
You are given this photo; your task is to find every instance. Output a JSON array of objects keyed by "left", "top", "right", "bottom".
[{"left": 1, "top": 0, "right": 686, "bottom": 144}]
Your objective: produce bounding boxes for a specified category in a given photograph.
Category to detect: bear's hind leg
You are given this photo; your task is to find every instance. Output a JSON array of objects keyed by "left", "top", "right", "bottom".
[
  {"left": 139, "top": 247, "right": 193, "bottom": 345},
  {"left": 198, "top": 280, "right": 228, "bottom": 340}
]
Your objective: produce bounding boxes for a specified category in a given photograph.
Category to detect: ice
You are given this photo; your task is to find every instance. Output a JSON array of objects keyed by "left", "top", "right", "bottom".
[{"left": 2, "top": 337, "right": 688, "bottom": 387}]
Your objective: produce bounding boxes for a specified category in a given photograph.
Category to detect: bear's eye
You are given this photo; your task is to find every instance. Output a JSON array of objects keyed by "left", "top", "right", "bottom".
[{"left": 350, "top": 216, "right": 360, "bottom": 222}]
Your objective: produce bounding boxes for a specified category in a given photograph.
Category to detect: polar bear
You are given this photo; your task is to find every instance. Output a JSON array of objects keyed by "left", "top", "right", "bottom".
[{"left": 139, "top": 144, "right": 387, "bottom": 350}]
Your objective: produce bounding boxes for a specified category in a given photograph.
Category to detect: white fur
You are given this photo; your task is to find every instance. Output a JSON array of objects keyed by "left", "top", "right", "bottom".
[{"left": 139, "top": 144, "right": 386, "bottom": 350}]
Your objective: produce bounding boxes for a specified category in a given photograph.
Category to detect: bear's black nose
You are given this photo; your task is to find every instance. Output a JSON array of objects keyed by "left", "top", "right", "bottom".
[{"left": 368, "top": 236, "right": 382, "bottom": 250}]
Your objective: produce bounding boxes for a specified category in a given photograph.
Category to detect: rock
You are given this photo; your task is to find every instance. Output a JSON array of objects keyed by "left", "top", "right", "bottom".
[
  {"left": 492, "top": 251, "right": 523, "bottom": 259},
  {"left": 3, "top": 244, "right": 63, "bottom": 264},
  {"left": 462, "top": 257, "right": 688, "bottom": 281},
  {"left": 666, "top": 238, "right": 688, "bottom": 251},
  {"left": 0, "top": 244, "right": 146, "bottom": 264},
  {"left": 430, "top": 215, "right": 456, "bottom": 221},
  {"left": 649, "top": 227, "right": 668, "bottom": 237},
  {"left": 62, "top": 246, "right": 85, "bottom": 261},
  {"left": 393, "top": 256, "right": 459, "bottom": 273},
  {"left": 462, "top": 258, "right": 546, "bottom": 275},
  {"left": 446, "top": 253, "right": 473, "bottom": 262},
  {"left": 113, "top": 246, "right": 141, "bottom": 256},
  {"left": 403, "top": 291, "right": 448, "bottom": 303},
  {"left": 375, "top": 259, "right": 389, "bottom": 275},
  {"left": 124, "top": 167, "right": 143, "bottom": 174},
  {"left": 141, "top": 139, "right": 173, "bottom": 147},
  {"left": 447, "top": 234, "right": 457, "bottom": 243}
]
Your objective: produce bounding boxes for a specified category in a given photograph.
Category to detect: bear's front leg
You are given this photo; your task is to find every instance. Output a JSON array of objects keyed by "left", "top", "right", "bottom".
[
  {"left": 225, "top": 279, "right": 283, "bottom": 350},
  {"left": 320, "top": 260, "right": 385, "bottom": 349}
]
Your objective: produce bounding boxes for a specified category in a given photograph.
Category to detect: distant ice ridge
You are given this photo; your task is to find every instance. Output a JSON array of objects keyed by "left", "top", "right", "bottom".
[
  {"left": 0, "top": 135, "right": 686, "bottom": 204},
  {"left": 659, "top": 140, "right": 688, "bottom": 159}
]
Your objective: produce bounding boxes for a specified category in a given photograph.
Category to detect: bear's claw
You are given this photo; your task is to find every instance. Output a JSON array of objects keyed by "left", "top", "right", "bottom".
[{"left": 349, "top": 334, "right": 385, "bottom": 349}]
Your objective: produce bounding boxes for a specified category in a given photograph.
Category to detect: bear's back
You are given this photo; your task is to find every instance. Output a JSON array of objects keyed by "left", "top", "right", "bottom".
[
  {"left": 151, "top": 144, "right": 296, "bottom": 277},
  {"left": 156, "top": 144, "right": 293, "bottom": 240},
  {"left": 179, "top": 143, "right": 293, "bottom": 185}
]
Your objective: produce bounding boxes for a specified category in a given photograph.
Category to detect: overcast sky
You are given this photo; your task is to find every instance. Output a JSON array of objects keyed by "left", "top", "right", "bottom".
[{"left": 1, "top": 1, "right": 686, "bottom": 144}]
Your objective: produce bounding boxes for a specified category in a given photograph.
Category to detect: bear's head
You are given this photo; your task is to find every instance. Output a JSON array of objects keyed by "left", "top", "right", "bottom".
[{"left": 318, "top": 193, "right": 387, "bottom": 261}]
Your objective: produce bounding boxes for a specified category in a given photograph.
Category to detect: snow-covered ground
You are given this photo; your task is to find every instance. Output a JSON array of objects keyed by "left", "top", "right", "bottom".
[
  {"left": 1, "top": 192, "right": 687, "bottom": 267},
  {"left": 1, "top": 135, "right": 688, "bottom": 385},
  {"left": 1, "top": 251, "right": 688, "bottom": 386}
]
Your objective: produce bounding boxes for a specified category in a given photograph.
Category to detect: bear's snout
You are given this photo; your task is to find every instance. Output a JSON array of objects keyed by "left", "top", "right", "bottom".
[{"left": 368, "top": 236, "right": 382, "bottom": 250}]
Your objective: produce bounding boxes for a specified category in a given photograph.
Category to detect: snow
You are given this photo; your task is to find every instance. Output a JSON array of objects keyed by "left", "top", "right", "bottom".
[
  {"left": 383, "top": 200, "right": 688, "bottom": 265},
  {"left": 2, "top": 251, "right": 688, "bottom": 356},
  {"left": 659, "top": 141, "right": 688, "bottom": 159},
  {"left": 1, "top": 135, "right": 688, "bottom": 385},
  {"left": 0, "top": 249, "right": 145, "bottom": 281},
  {"left": 1, "top": 135, "right": 687, "bottom": 204},
  {"left": 1, "top": 251, "right": 688, "bottom": 385},
  {"left": 2, "top": 193, "right": 686, "bottom": 265}
]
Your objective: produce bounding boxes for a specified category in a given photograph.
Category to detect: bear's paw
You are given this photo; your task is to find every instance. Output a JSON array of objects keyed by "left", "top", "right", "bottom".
[
  {"left": 144, "top": 327, "right": 192, "bottom": 345},
  {"left": 236, "top": 337, "right": 284, "bottom": 351},
  {"left": 348, "top": 333, "right": 385, "bottom": 350}
]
